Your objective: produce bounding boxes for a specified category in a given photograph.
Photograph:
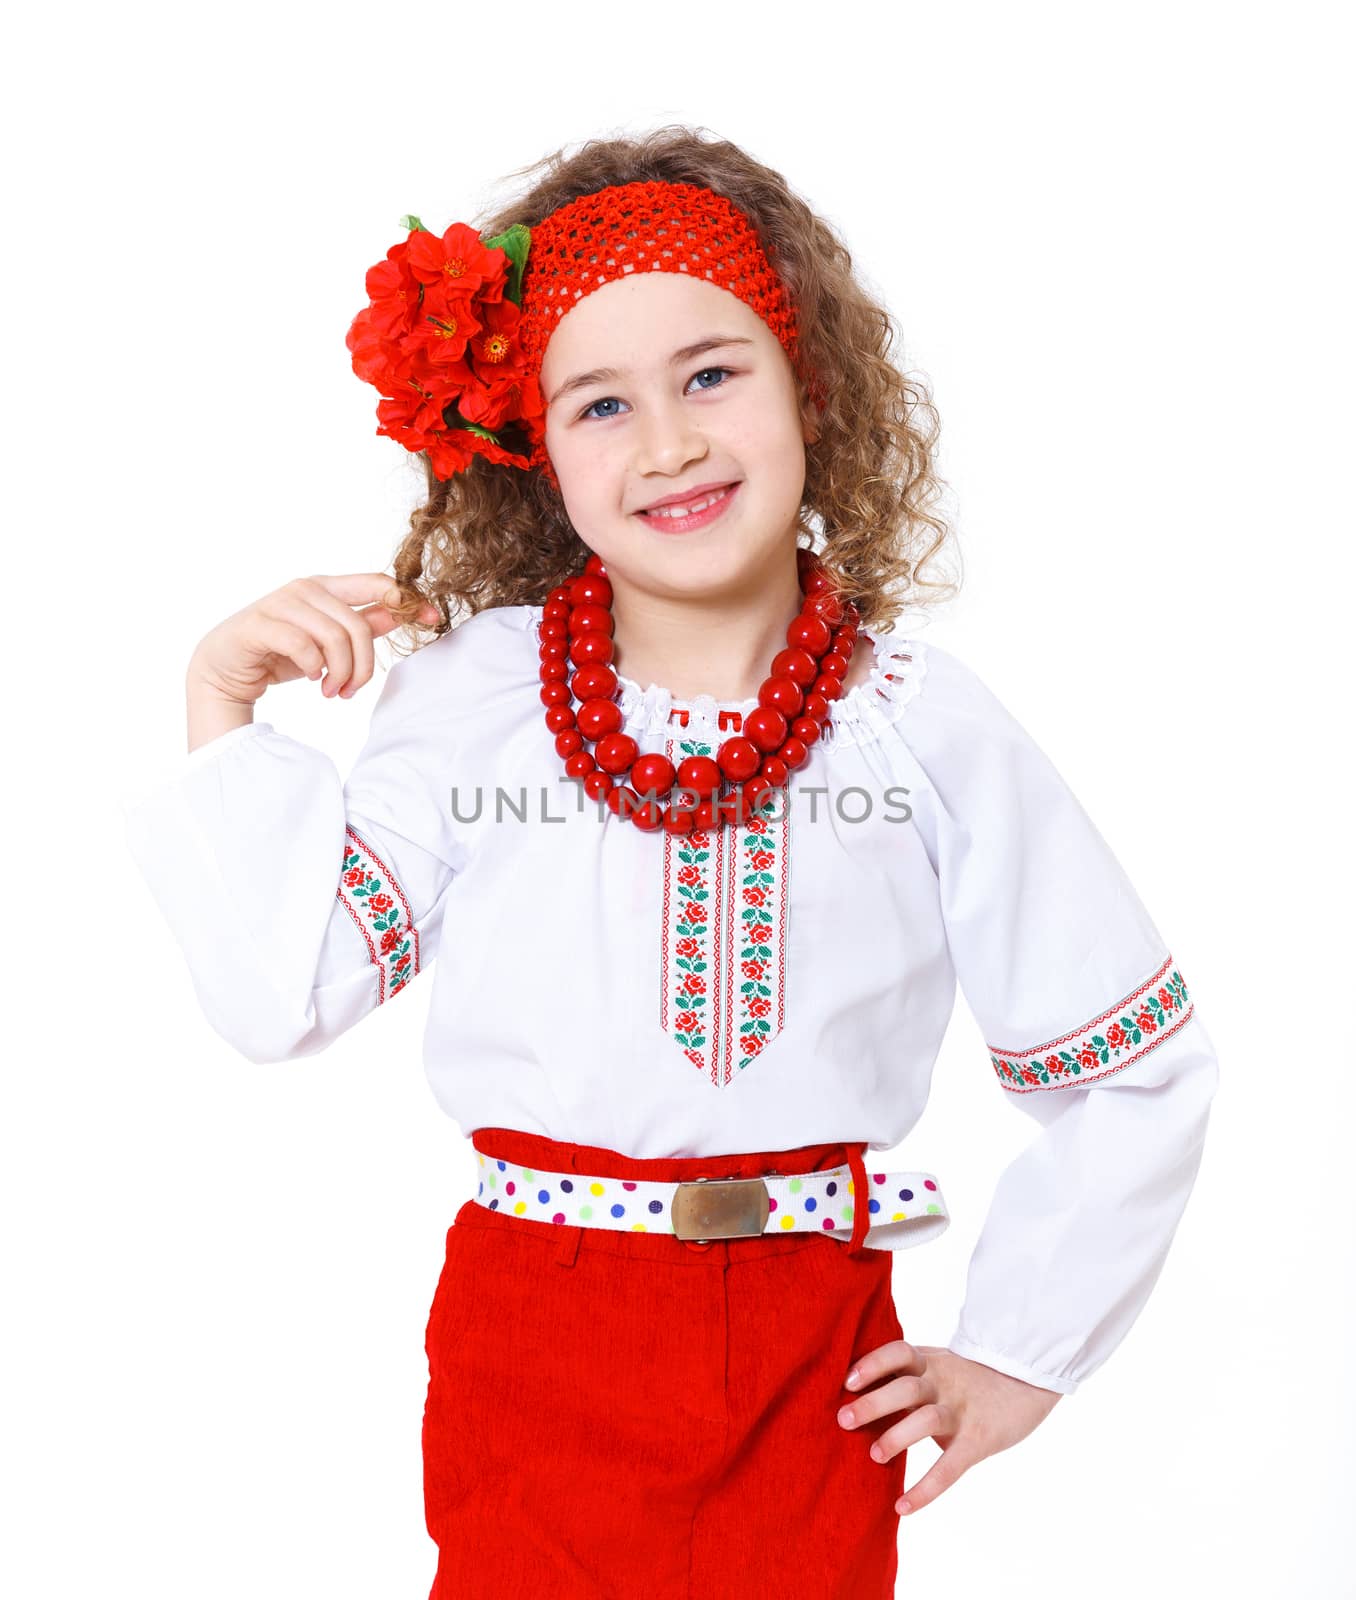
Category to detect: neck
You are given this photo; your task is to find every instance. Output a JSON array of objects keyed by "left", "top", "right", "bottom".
[{"left": 607, "top": 556, "right": 805, "bottom": 703}]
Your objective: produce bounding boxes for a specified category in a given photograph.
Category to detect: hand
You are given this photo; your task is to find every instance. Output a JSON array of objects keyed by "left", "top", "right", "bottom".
[
  {"left": 186, "top": 572, "right": 439, "bottom": 710},
  {"left": 837, "top": 1339, "right": 1064, "bottom": 1516}
]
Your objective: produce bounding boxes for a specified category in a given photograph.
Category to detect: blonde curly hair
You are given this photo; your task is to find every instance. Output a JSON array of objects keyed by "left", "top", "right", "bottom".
[{"left": 380, "top": 123, "right": 959, "bottom": 653}]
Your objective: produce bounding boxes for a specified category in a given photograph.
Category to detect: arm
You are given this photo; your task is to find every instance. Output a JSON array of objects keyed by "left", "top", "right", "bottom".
[
  {"left": 122, "top": 641, "right": 464, "bottom": 1064},
  {"left": 912, "top": 644, "right": 1221, "bottom": 1393}
]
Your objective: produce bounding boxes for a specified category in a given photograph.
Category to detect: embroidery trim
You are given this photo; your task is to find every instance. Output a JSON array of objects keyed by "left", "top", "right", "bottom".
[
  {"left": 659, "top": 734, "right": 791, "bottom": 1085},
  {"left": 337, "top": 824, "right": 419, "bottom": 1002},
  {"left": 988, "top": 954, "right": 1193, "bottom": 1091}
]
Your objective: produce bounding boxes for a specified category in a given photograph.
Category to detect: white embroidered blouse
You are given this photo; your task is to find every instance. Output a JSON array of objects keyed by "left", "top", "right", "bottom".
[{"left": 120, "top": 603, "right": 1219, "bottom": 1396}]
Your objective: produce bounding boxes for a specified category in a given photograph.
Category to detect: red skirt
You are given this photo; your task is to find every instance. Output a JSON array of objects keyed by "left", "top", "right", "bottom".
[{"left": 422, "top": 1127, "right": 908, "bottom": 1598}]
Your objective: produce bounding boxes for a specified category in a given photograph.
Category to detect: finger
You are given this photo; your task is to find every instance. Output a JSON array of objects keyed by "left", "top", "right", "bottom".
[
  {"left": 253, "top": 618, "right": 329, "bottom": 681},
  {"left": 308, "top": 573, "right": 442, "bottom": 632},
  {"left": 843, "top": 1337, "right": 924, "bottom": 1394},
  {"left": 262, "top": 594, "right": 357, "bottom": 698},
  {"left": 295, "top": 578, "right": 439, "bottom": 690},
  {"left": 299, "top": 572, "right": 415, "bottom": 611},
  {"left": 870, "top": 1400, "right": 954, "bottom": 1465},
  {"left": 837, "top": 1372, "right": 929, "bottom": 1431},
  {"left": 289, "top": 581, "right": 384, "bottom": 697},
  {"left": 895, "top": 1429, "right": 976, "bottom": 1517},
  {"left": 359, "top": 598, "right": 441, "bottom": 643}
]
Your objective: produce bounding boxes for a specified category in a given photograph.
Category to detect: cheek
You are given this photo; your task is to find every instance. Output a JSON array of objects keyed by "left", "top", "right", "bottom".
[{"left": 545, "top": 426, "right": 600, "bottom": 494}]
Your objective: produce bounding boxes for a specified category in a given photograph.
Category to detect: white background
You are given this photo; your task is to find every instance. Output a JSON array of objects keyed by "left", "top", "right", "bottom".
[{"left": 5, "top": 2, "right": 1351, "bottom": 1594}]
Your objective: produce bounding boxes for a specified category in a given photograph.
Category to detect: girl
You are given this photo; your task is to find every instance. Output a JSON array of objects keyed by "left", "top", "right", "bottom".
[{"left": 122, "top": 127, "right": 1219, "bottom": 1597}]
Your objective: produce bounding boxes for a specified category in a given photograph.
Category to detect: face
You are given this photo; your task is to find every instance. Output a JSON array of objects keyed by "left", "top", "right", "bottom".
[{"left": 540, "top": 271, "right": 819, "bottom": 602}]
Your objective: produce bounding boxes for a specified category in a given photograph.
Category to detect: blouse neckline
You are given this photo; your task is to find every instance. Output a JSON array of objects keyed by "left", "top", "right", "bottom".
[{"left": 523, "top": 604, "right": 926, "bottom": 751}]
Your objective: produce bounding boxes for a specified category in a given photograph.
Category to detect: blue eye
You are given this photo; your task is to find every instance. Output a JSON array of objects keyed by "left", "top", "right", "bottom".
[{"left": 578, "top": 366, "right": 733, "bottom": 422}]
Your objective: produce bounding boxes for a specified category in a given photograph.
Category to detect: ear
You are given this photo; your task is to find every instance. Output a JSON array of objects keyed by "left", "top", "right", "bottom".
[{"left": 801, "top": 397, "right": 821, "bottom": 447}]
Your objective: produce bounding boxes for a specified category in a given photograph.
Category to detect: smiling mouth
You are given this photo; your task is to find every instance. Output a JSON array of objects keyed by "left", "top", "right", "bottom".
[
  {"left": 639, "top": 484, "right": 735, "bottom": 519},
  {"left": 634, "top": 484, "right": 743, "bottom": 532}
]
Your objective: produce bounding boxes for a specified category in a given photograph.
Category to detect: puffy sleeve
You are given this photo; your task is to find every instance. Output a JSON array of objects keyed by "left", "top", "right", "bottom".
[
  {"left": 899, "top": 642, "right": 1220, "bottom": 1395},
  {"left": 120, "top": 637, "right": 468, "bottom": 1065}
]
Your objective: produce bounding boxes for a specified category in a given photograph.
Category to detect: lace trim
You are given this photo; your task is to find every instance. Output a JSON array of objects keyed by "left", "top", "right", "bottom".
[
  {"left": 523, "top": 602, "right": 929, "bottom": 750},
  {"left": 615, "top": 630, "right": 929, "bottom": 750}
]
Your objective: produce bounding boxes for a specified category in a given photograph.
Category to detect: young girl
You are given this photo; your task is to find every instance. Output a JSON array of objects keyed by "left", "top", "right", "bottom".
[{"left": 122, "top": 127, "right": 1219, "bottom": 1597}]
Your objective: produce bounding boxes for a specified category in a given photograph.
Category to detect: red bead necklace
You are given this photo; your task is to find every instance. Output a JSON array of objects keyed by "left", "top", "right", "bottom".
[{"left": 537, "top": 548, "right": 860, "bottom": 834}]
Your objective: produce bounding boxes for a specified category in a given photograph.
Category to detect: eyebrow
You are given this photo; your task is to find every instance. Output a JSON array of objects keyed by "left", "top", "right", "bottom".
[{"left": 547, "top": 336, "right": 756, "bottom": 408}]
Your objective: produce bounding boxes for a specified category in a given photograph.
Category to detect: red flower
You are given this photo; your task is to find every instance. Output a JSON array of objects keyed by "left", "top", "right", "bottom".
[
  {"left": 678, "top": 865, "right": 703, "bottom": 887},
  {"left": 347, "top": 219, "right": 536, "bottom": 480},
  {"left": 343, "top": 867, "right": 366, "bottom": 888},
  {"left": 742, "top": 959, "right": 767, "bottom": 980},
  {"left": 682, "top": 902, "right": 709, "bottom": 927},
  {"left": 1135, "top": 1008, "right": 1158, "bottom": 1034},
  {"left": 362, "top": 246, "right": 423, "bottom": 341},
  {"left": 368, "top": 893, "right": 394, "bottom": 915},
  {"left": 748, "top": 996, "right": 771, "bottom": 1019},
  {"left": 681, "top": 975, "right": 707, "bottom": 997},
  {"left": 744, "top": 885, "right": 769, "bottom": 908},
  {"left": 747, "top": 922, "right": 772, "bottom": 945},
  {"left": 675, "top": 1010, "right": 699, "bottom": 1032},
  {"left": 1076, "top": 1047, "right": 1099, "bottom": 1070},
  {"left": 1106, "top": 1021, "right": 1128, "bottom": 1049},
  {"left": 403, "top": 281, "right": 484, "bottom": 369},
  {"left": 427, "top": 428, "right": 530, "bottom": 478},
  {"left": 465, "top": 296, "right": 527, "bottom": 382},
  {"left": 375, "top": 379, "right": 463, "bottom": 453},
  {"left": 675, "top": 937, "right": 701, "bottom": 959},
  {"left": 404, "top": 222, "right": 508, "bottom": 302}
]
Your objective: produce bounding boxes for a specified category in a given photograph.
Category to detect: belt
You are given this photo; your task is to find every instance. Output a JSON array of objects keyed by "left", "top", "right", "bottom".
[{"left": 470, "top": 1150, "right": 950, "bottom": 1252}]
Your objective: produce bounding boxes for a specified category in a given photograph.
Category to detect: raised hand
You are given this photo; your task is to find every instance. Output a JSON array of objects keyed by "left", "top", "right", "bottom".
[{"left": 184, "top": 573, "right": 440, "bottom": 752}]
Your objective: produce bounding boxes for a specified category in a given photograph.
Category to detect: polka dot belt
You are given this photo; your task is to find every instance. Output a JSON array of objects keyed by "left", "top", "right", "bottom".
[{"left": 471, "top": 1152, "right": 950, "bottom": 1251}]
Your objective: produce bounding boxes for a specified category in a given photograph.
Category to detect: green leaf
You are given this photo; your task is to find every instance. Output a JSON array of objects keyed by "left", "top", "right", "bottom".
[
  {"left": 482, "top": 222, "right": 531, "bottom": 305},
  {"left": 400, "top": 214, "right": 428, "bottom": 233}
]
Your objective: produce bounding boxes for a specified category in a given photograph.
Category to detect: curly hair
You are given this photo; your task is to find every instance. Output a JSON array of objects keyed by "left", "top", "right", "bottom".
[{"left": 381, "top": 123, "right": 959, "bottom": 654}]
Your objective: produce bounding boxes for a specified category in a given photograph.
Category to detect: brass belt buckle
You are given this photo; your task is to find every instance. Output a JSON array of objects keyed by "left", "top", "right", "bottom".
[{"left": 671, "top": 1175, "right": 772, "bottom": 1242}]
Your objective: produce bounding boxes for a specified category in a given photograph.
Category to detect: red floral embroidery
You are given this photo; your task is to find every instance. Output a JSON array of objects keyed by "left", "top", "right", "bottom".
[
  {"left": 337, "top": 825, "right": 420, "bottom": 1002},
  {"left": 659, "top": 735, "right": 790, "bottom": 1086},
  {"left": 988, "top": 956, "right": 1192, "bottom": 1090}
]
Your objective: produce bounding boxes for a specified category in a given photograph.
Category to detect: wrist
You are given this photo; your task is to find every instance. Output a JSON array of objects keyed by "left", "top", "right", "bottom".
[{"left": 185, "top": 669, "right": 256, "bottom": 755}]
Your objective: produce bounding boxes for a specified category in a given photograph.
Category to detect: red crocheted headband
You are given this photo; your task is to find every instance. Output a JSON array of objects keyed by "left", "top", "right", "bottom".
[{"left": 345, "top": 179, "right": 816, "bottom": 492}]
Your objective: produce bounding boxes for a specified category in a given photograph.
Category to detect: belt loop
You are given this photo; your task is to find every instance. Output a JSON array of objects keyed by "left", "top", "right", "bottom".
[
  {"left": 555, "top": 1223, "right": 584, "bottom": 1267},
  {"left": 846, "top": 1143, "right": 871, "bottom": 1256}
]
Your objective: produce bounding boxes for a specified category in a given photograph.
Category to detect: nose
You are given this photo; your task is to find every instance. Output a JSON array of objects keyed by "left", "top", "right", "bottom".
[{"left": 632, "top": 394, "right": 708, "bottom": 479}]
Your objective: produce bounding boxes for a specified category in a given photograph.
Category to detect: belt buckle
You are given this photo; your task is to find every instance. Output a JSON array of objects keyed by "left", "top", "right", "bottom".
[{"left": 671, "top": 1175, "right": 772, "bottom": 1242}]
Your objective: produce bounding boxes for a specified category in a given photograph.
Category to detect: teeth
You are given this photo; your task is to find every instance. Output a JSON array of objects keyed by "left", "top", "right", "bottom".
[{"left": 645, "top": 487, "right": 728, "bottom": 519}]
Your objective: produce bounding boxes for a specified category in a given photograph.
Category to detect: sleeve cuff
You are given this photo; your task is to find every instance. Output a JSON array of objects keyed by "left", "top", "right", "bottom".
[
  {"left": 119, "top": 721, "right": 277, "bottom": 819},
  {"left": 945, "top": 1334, "right": 1079, "bottom": 1396},
  {"left": 182, "top": 718, "right": 273, "bottom": 770}
]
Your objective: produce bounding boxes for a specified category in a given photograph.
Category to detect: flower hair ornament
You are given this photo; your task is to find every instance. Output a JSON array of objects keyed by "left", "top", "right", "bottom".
[
  {"left": 345, "top": 179, "right": 821, "bottom": 492},
  {"left": 346, "top": 179, "right": 854, "bottom": 833}
]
